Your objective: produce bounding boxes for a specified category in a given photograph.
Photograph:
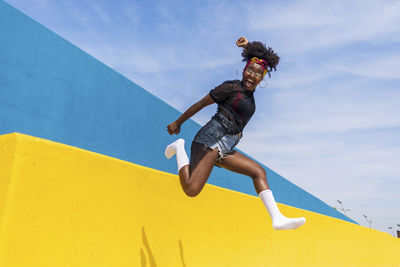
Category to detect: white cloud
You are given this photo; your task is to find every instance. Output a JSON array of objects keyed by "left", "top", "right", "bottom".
[
  {"left": 328, "top": 54, "right": 400, "bottom": 80},
  {"left": 123, "top": 4, "right": 140, "bottom": 28},
  {"left": 247, "top": 0, "right": 400, "bottom": 53},
  {"left": 83, "top": 0, "right": 111, "bottom": 25},
  {"left": 32, "top": 0, "right": 51, "bottom": 7}
]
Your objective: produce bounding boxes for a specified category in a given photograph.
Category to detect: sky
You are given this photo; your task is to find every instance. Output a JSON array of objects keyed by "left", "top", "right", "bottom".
[{"left": 4, "top": 0, "right": 400, "bottom": 235}]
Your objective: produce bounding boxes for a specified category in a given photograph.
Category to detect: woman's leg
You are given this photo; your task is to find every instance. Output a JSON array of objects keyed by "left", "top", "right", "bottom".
[
  {"left": 217, "top": 151, "right": 306, "bottom": 230},
  {"left": 216, "top": 150, "right": 269, "bottom": 194},
  {"left": 165, "top": 139, "right": 219, "bottom": 197}
]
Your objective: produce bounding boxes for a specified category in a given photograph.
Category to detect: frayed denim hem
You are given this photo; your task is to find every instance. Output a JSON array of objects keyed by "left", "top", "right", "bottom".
[{"left": 200, "top": 141, "right": 237, "bottom": 162}]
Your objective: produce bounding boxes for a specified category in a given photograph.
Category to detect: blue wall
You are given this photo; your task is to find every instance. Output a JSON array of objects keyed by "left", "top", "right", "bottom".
[{"left": 0, "top": 0, "right": 356, "bottom": 224}]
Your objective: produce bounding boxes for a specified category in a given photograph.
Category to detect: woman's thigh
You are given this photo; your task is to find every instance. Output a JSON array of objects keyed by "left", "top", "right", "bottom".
[
  {"left": 216, "top": 150, "right": 266, "bottom": 180},
  {"left": 186, "top": 142, "right": 219, "bottom": 193}
]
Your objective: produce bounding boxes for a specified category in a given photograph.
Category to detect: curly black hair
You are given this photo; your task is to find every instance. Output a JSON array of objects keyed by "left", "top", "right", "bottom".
[{"left": 242, "top": 41, "right": 280, "bottom": 77}]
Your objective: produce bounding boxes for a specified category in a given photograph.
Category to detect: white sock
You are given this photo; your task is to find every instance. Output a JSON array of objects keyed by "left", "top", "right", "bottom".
[
  {"left": 259, "top": 189, "right": 306, "bottom": 230},
  {"left": 165, "top": 138, "right": 189, "bottom": 171}
]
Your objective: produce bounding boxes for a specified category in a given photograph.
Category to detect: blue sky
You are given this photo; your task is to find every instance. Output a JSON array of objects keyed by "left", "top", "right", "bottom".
[{"left": 5, "top": 0, "right": 400, "bottom": 235}]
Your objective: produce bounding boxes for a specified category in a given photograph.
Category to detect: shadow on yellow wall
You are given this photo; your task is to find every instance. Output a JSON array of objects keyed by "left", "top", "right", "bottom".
[{"left": 140, "top": 226, "right": 187, "bottom": 267}]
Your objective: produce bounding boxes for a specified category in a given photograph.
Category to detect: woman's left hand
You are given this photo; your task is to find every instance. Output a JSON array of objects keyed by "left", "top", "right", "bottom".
[{"left": 236, "top": 36, "right": 248, "bottom": 47}]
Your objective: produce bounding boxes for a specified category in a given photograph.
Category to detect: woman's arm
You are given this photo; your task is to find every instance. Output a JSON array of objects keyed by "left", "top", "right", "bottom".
[{"left": 167, "top": 94, "right": 215, "bottom": 135}]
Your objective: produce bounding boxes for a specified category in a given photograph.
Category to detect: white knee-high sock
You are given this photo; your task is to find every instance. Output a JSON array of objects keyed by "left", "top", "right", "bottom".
[
  {"left": 165, "top": 138, "right": 189, "bottom": 171},
  {"left": 259, "top": 189, "right": 306, "bottom": 230}
]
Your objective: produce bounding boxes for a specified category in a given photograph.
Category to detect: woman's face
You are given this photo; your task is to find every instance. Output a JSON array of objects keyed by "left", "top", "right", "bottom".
[{"left": 242, "top": 62, "right": 264, "bottom": 91}]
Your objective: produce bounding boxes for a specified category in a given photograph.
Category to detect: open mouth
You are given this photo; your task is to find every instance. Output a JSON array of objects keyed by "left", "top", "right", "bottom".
[{"left": 245, "top": 78, "right": 255, "bottom": 88}]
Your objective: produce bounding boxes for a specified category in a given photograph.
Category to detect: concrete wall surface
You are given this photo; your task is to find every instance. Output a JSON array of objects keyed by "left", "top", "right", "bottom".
[{"left": 0, "top": 133, "right": 399, "bottom": 267}]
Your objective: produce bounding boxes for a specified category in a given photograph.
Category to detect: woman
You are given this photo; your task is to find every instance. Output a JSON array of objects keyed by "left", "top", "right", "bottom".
[{"left": 165, "top": 37, "right": 305, "bottom": 230}]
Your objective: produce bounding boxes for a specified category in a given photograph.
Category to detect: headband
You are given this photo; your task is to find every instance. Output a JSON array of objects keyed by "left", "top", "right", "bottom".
[{"left": 244, "top": 57, "right": 269, "bottom": 78}]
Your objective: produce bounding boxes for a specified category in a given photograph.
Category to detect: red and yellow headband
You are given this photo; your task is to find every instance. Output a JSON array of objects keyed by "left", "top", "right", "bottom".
[{"left": 244, "top": 57, "right": 269, "bottom": 77}]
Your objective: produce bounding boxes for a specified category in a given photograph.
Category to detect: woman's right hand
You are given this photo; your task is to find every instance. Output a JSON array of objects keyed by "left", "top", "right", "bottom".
[{"left": 167, "top": 121, "right": 181, "bottom": 135}]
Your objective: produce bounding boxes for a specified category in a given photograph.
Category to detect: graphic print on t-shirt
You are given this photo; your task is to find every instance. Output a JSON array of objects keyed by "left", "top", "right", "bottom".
[{"left": 233, "top": 91, "right": 244, "bottom": 115}]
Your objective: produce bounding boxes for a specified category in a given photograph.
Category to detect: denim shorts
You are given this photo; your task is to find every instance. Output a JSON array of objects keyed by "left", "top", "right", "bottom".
[{"left": 193, "top": 117, "right": 240, "bottom": 160}]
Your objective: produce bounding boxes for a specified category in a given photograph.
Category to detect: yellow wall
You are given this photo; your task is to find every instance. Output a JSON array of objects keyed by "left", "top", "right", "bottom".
[
  {"left": 0, "top": 134, "right": 17, "bottom": 228},
  {"left": 0, "top": 133, "right": 399, "bottom": 267}
]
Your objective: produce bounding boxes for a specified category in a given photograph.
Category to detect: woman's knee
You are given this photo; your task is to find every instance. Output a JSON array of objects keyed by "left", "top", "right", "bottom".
[
  {"left": 184, "top": 187, "right": 201, "bottom": 197},
  {"left": 252, "top": 166, "right": 267, "bottom": 180},
  {"left": 182, "top": 179, "right": 204, "bottom": 197}
]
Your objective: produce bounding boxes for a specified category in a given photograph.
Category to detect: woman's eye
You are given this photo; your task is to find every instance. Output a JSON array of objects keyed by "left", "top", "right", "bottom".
[{"left": 246, "top": 68, "right": 263, "bottom": 78}]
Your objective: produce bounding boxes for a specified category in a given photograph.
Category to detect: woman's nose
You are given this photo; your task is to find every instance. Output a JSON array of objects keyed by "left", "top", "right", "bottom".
[{"left": 248, "top": 72, "right": 256, "bottom": 78}]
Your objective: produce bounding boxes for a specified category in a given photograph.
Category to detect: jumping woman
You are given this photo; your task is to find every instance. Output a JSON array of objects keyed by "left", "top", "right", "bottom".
[{"left": 165, "top": 37, "right": 306, "bottom": 230}]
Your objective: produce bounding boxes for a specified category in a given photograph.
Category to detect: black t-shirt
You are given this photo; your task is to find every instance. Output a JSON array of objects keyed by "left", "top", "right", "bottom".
[{"left": 209, "top": 80, "right": 256, "bottom": 134}]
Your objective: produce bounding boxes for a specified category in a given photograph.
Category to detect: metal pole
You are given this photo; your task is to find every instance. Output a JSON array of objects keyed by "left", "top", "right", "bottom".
[
  {"left": 337, "top": 200, "right": 349, "bottom": 217},
  {"left": 397, "top": 224, "right": 400, "bottom": 238},
  {"left": 388, "top": 227, "right": 394, "bottom": 237},
  {"left": 363, "top": 215, "right": 372, "bottom": 228}
]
